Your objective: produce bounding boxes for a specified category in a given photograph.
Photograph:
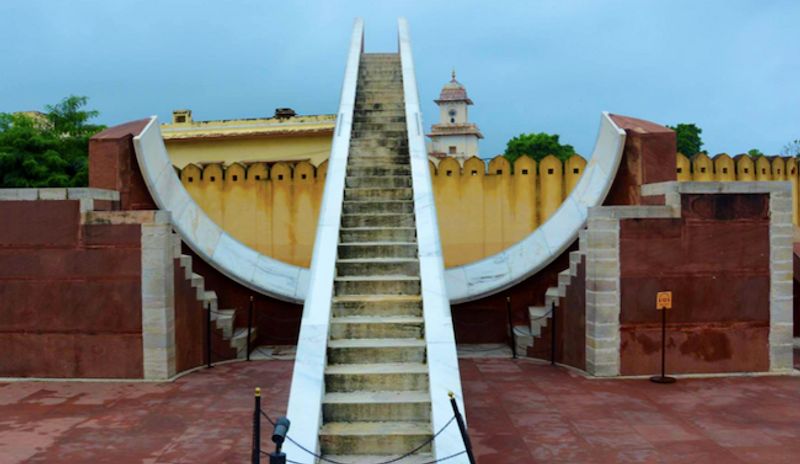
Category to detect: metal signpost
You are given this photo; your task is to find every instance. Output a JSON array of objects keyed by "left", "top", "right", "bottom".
[{"left": 650, "top": 291, "right": 676, "bottom": 384}]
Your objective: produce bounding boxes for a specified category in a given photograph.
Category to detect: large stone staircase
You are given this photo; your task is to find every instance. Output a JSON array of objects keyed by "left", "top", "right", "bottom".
[{"left": 319, "top": 53, "right": 434, "bottom": 462}]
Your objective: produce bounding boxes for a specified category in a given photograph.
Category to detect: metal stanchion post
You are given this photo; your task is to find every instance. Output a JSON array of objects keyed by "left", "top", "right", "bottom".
[
  {"left": 550, "top": 300, "right": 556, "bottom": 366},
  {"left": 252, "top": 387, "right": 261, "bottom": 464},
  {"left": 268, "top": 416, "right": 290, "bottom": 464},
  {"left": 247, "top": 296, "right": 254, "bottom": 362},
  {"left": 506, "top": 296, "right": 517, "bottom": 359},
  {"left": 448, "top": 392, "right": 476, "bottom": 464},
  {"left": 206, "top": 302, "right": 212, "bottom": 369}
]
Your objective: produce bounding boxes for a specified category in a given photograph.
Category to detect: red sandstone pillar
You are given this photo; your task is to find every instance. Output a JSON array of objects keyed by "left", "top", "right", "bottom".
[
  {"left": 605, "top": 115, "right": 677, "bottom": 206},
  {"left": 89, "top": 119, "right": 156, "bottom": 211}
]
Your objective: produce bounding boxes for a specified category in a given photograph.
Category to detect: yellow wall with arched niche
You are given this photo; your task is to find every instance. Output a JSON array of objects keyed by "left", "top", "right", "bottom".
[{"left": 178, "top": 154, "right": 589, "bottom": 268}]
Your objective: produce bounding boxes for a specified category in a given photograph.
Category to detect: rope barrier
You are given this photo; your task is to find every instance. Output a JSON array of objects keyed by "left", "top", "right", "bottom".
[{"left": 259, "top": 409, "right": 460, "bottom": 464}]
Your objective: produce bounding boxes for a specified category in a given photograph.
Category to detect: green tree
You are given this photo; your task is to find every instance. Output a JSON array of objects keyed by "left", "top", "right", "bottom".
[
  {"left": 783, "top": 139, "right": 800, "bottom": 157},
  {"left": 747, "top": 148, "right": 765, "bottom": 158},
  {"left": 503, "top": 132, "right": 575, "bottom": 163},
  {"left": 667, "top": 123, "right": 704, "bottom": 156},
  {"left": 0, "top": 96, "right": 105, "bottom": 188}
]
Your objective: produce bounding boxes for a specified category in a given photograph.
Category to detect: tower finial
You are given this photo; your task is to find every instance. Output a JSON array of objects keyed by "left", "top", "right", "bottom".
[{"left": 451, "top": 68, "right": 456, "bottom": 81}]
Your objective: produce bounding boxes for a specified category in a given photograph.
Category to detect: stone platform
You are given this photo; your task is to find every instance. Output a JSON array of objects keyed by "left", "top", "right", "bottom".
[{"left": 2, "top": 357, "right": 800, "bottom": 463}]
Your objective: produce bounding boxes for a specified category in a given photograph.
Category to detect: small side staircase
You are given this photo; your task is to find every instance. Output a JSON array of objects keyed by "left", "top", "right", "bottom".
[
  {"left": 174, "top": 241, "right": 256, "bottom": 359},
  {"left": 520, "top": 231, "right": 587, "bottom": 357}
]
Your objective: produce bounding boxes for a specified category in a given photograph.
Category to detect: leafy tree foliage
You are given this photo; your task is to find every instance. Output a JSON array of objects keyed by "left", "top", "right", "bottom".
[
  {"left": 747, "top": 148, "right": 765, "bottom": 158},
  {"left": 503, "top": 132, "right": 575, "bottom": 163},
  {"left": 783, "top": 139, "right": 800, "bottom": 157},
  {"left": 0, "top": 96, "right": 105, "bottom": 187},
  {"left": 667, "top": 123, "right": 704, "bottom": 156}
]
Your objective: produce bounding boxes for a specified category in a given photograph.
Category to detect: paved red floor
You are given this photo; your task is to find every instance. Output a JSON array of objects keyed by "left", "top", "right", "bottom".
[{"left": 2, "top": 358, "right": 800, "bottom": 463}]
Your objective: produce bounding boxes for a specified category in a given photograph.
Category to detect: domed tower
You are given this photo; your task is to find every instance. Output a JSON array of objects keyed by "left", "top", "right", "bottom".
[{"left": 427, "top": 70, "right": 483, "bottom": 163}]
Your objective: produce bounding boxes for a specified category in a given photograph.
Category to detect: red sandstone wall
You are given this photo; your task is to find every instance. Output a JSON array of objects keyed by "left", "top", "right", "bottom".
[
  {"left": 559, "top": 258, "right": 586, "bottom": 370},
  {"left": 619, "top": 193, "right": 771, "bottom": 375},
  {"left": 0, "top": 201, "right": 144, "bottom": 378}
]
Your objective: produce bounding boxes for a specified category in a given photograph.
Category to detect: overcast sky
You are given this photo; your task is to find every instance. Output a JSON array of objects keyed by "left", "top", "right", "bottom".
[{"left": 1, "top": 0, "right": 798, "bottom": 158}]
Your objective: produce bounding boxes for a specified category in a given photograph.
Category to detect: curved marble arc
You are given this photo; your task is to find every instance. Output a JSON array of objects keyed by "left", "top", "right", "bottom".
[
  {"left": 133, "top": 117, "right": 310, "bottom": 303},
  {"left": 443, "top": 112, "right": 626, "bottom": 303}
]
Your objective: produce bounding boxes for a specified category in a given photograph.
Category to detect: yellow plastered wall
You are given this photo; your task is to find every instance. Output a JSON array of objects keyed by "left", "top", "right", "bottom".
[
  {"left": 179, "top": 161, "right": 324, "bottom": 267},
  {"left": 432, "top": 154, "right": 585, "bottom": 267},
  {"left": 680, "top": 153, "right": 800, "bottom": 225},
  {"left": 179, "top": 154, "right": 588, "bottom": 269}
]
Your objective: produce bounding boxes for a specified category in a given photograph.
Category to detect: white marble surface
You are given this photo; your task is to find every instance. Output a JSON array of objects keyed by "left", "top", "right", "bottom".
[
  {"left": 444, "top": 112, "right": 626, "bottom": 303},
  {"left": 399, "top": 17, "right": 469, "bottom": 463},
  {"left": 132, "top": 117, "right": 308, "bottom": 303},
  {"left": 283, "top": 18, "right": 363, "bottom": 459}
]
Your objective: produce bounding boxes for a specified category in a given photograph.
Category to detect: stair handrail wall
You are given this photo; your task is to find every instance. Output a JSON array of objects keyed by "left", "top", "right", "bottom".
[
  {"left": 398, "top": 17, "right": 468, "bottom": 462},
  {"left": 283, "top": 18, "right": 364, "bottom": 458}
]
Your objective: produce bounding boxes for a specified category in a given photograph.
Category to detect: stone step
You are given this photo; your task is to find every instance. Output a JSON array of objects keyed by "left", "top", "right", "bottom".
[
  {"left": 351, "top": 122, "right": 408, "bottom": 132},
  {"left": 352, "top": 130, "right": 408, "bottom": 139},
  {"left": 230, "top": 327, "right": 258, "bottom": 358},
  {"left": 338, "top": 241, "right": 417, "bottom": 259},
  {"left": 558, "top": 269, "right": 571, "bottom": 287},
  {"left": 336, "top": 257, "right": 419, "bottom": 276},
  {"left": 349, "top": 146, "right": 408, "bottom": 157},
  {"left": 357, "top": 71, "right": 402, "bottom": 77},
  {"left": 340, "top": 227, "right": 416, "bottom": 243},
  {"left": 352, "top": 108, "right": 406, "bottom": 116},
  {"left": 354, "top": 102, "right": 406, "bottom": 111},
  {"left": 341, "top": 213, "right": 415, "bottom": 229},
  {"left": 346, "top": 159, "right": 410, "bottom": 169},
  {"left": 352, "top": 115, "right": 406, "bottom": 124},
  {"left": 322, "top": 391, "right": 431, "bottom": 422},
  {"left": 528, "top": 305, "right": 550, "bottom": 337},
  {"left": 344, "top": 188, "right": 413, "bottom": 201},
  {"left": 348, "top": 147, "right": 409, "bottom": 158},
  {"left": 355, "top": 99, "right": 405, "bottom": 106},
  {"left": 325, "top": 362, "right": 429, "bottom": 392},
  {"left": 342, "top": 200, "right": 413, "bottom": 215},
  {"left": 330, "top": 317, "right": 424, "bottom": 339},
  {"left": 358, "top": 81, "right": 402, "bottom": 88},
  {"left": 331, "top": 295, "right": 423, "bottom": 317},
  {"left": 215, "top": 309, "right": 236, "bottom": 339},
  {"left": 202, "top": 290, "right": 218, "bottom": 317},
  {"left": 328, "top": 338, "right": 426, "bottom": 364},
  {"left": 345, "top": 176, "right": 411, "bottom": 189},
  {"left": 346, "top": 165, "right": 411, "bottom": 177},
  {"left": 334, "top": 275, "right": 421, "bottom": 296},
  {"left": 320, "top": 421, "right": 432, "bottom": 456}
]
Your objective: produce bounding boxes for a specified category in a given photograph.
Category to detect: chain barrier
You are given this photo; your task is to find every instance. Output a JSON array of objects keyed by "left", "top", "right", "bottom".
[{"left": 259, "top": 409, "right": 463, "bottom": 464}]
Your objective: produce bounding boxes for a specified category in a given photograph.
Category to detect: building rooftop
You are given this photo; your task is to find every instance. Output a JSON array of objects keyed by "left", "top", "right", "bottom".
[
  {"left": 161, "top": 108, "right": 336, "bottom": 141},
  {"left": 434, "top": 70, "right": 473, "bottom": 105},
  {"left": 427, "top": 122, "right": 484, "bottom": 139}
]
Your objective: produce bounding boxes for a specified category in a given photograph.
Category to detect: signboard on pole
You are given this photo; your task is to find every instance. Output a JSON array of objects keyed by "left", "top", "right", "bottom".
[{"left": 656, "top": 291, "right": 672, "bottom": 310}]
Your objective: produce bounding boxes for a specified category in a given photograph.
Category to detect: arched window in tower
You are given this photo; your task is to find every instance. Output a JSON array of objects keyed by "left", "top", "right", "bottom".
[{"left": 448, "top": 109, "right": 456, "bottom": 124}]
